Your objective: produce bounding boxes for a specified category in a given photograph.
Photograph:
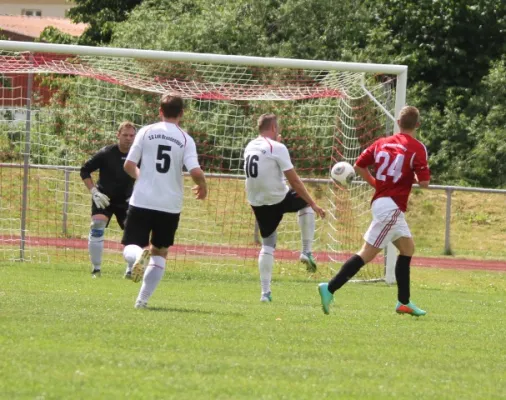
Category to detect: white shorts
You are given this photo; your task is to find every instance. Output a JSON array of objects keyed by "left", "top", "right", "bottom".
[{"left": 363, "top": 197, "right": 411, "bottom": 249}]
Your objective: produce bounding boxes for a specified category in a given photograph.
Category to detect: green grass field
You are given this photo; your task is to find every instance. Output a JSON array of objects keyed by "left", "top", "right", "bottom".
[{"left": 1, "top": 261, "right": 505, "bottom": 399}]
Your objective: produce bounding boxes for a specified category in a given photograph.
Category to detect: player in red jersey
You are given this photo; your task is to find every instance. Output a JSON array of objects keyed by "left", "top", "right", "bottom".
[{"left": 318, "top": 106, "right": 430, "bottom": 316}]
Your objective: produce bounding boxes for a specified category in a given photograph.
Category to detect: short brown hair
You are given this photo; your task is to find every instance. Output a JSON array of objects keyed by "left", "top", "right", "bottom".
[
  {"left": 117, "top": 121, "right": 136, "bottom": 134},
  {"left": 160, "top": 95, "right": 184, "bottom": 118},
  {"left": 257, "top": 114, "right": 277, "bottom": 132},
  {"left": 398, "top": 106, "right": 420, "bottom": 131}
]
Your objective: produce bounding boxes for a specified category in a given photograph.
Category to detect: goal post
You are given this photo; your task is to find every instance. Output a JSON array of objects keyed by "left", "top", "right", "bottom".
[{"left": 0, "top": 40, "right": 406, "bottom": 282}]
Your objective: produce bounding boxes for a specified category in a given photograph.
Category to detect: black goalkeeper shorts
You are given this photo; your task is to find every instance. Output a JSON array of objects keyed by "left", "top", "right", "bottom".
[{"left": 91, "top": 200, "right": 128, "bottom": 230}]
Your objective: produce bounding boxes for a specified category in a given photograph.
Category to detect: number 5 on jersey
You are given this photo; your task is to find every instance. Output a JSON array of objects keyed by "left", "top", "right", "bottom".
[
  {"left": 245, "top": 154, "right": 259, "bottom": 178},
  {"left": 156, "top": 145, "right": 171, "bottom": 173}
]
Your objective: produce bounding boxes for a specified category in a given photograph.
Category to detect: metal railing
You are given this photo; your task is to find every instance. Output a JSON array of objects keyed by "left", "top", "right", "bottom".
[
  {"left": 1, "top": 162, "right": 505, "bottom": 259},
  {"left": 422, "top": 184, "right": 506, "bottom": 255}
]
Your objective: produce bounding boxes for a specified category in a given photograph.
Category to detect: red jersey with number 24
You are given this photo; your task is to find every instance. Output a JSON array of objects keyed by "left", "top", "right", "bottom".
[{"left": 355, "top": 133, "right": 430, "bottom": 212}]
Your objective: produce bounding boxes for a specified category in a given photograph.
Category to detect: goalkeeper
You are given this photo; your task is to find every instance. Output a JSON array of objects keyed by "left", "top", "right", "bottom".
[{"left": 80, "top": 121, "right": 137, "bottom": 278}]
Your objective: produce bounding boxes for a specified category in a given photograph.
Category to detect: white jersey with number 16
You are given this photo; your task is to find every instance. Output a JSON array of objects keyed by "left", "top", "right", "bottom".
[
  {"left": 126, "top": 122, "right": 200, "bottom": 213},
  {"left": 244, "top": 136, "right": 294, "bottom": 207}
]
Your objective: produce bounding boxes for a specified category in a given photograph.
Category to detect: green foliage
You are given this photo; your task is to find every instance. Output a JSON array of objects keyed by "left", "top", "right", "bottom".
[
  {"left": 363, "top": 0, "right": 506, "bottom": 102},
  {"left": 361, "top": 0, "right": 506, "bottom": 187},
  {"left": 111, "top": 0, "right": 370, "bottom": 60},
  {"left": 67, "top": 0, "right": 143, "bottom": 45},
  {"left": 0, "top": 119, "right": 24, "bottom": 162},
  {"left": 25, "top": 75, "right": 155, "bottom": 165},
  {"left": 418, "top": 57, "right": 506, "bottom": 187},
  {"left": 465, "top": 57, "right": 506, "bottom": 187},
  {"left": 38, "top": 26, "right": 78, "bottom": 45},
  {"left": 108, "top": 0, "right": 506, "bottom": 187},
  {"left": 5, "top": 0, "right": 506, "bottom": 186}
]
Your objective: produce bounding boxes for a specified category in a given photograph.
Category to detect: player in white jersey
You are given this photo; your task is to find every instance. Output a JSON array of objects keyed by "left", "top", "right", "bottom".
[
  {"left": 244, "top": 114, "right": 326, "bottom": 302},
  {"left": 121, "top": 95, "right": 207, "bottom": 309}
]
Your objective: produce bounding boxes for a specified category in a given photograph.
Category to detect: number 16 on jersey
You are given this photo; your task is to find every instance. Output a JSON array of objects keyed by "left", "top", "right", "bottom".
[{"left": 245, "top": 154, "right": 259, "bottom": 178}]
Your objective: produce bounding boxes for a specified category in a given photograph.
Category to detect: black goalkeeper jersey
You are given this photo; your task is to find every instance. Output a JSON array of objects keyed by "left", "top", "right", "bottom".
[{"left": 80, "top": 144, "right": 135, "bottom": 203}]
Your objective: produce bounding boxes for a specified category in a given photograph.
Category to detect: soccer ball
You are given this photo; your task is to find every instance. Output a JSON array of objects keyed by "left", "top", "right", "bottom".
[{"left": 330, "top": 161, "right": 355, "bottom": 185}]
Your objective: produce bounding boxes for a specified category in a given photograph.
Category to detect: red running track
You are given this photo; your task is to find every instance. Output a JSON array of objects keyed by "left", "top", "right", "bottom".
[{"left": 3, "top": 236, "right": 505, "bottom": 272}]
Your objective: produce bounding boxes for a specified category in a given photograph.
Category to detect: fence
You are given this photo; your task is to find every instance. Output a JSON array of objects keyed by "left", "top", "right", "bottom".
[
  {"left": 2, "top": 162, "right": 505, "bottom": 261},
  {"left": 424, "top": 184, "right": 506, "bottom": 255}
]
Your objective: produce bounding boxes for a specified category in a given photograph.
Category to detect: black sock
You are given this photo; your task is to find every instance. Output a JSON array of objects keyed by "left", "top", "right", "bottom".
[
  {"left": 395, "top": 255, "right": 412, "bottom": 304},
  {"left": 328, "top": 254, "right": 365, "bottom": 293}
]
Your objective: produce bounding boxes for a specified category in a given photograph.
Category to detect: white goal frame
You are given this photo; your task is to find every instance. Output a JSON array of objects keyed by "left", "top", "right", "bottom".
[{"left": 0, "top": 40, "right": 407, "bottom": 283}]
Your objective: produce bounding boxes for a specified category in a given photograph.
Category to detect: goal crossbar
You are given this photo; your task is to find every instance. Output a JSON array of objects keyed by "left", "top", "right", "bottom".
[{"left": 0, "top": 40, "right": 407, "bottom": 75}]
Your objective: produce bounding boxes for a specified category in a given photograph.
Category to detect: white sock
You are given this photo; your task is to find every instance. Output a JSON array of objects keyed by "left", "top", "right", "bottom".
[
  {"left": 123, "top": 244, "right": 143, "bottom": 273},
  {"left": 88, "top": 240, "right": 103, "bottom": 270},
  {"left": 259, "top": 246, "right": 275, "bottom": 294},
  {"left": 298, "top": 206, "right": 315, "bottom": 253},
  {"left": 136, "top": 256, "right": 166, "bottom": 304}
]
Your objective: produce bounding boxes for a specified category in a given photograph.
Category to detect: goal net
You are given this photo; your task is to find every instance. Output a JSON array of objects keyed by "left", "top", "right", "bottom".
[{"left": 0, "top": 41, "right": 406, "bottom": 281}]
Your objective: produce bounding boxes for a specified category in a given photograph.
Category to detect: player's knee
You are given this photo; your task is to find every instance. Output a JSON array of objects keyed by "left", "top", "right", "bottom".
[
  {"left": 402, "top": 244, "right": 415, "bottom": 257},
  {"left": 89, "top": 219, "right": 107, "bottom": 241},
  {"left": 298, "top": 206, "right": 314, "bottom": 217},
  {"left": 151, "top": 246, "right": 168, "bottom": 258},
  {"left": 262, "top": 231, "right": 277, "bottom": 249},
  {"left": 358, "top": 241, "right": 382, "bottom": 264},
  {"left": 398, "top": 239, "right": 415, "bottom": 257},
  {"left": 260, "top": 245, "right": 275, "bottom": 256}
]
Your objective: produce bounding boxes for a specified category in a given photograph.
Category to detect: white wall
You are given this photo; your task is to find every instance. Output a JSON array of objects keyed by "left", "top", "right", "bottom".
[{"left": 0, "top": 3, "right": 75, "bottom": 18}]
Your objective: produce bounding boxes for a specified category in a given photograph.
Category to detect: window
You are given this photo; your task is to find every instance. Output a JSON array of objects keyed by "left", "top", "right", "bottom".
[{"left": 22, "top": 9, "right": 42, "bottom": 17}]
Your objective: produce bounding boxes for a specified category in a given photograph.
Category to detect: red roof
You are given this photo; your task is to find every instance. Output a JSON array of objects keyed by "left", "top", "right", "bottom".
[{"left": 0, "top": 15, "right": 87, "bottom": 39}]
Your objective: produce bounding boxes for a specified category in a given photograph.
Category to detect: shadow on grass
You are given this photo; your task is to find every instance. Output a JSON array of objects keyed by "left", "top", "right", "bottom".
[{"left": 146, "top": 306, "right": 243, "bottom": 317}]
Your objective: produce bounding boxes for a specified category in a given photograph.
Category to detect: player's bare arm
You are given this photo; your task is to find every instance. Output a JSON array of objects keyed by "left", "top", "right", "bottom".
[
  {"left": 354, "top": 164, "right": 376, "bottom": 189},
  {"left": 413, "top": 148, "right": 430, "bottom": 189},
  {"left": 190, "top": 167, "right": 207, "bottom": 200},
  {"left": 124, "top": 160, "right": 140, "bottom": 180},
  {"left": 283, "top": 169, "right": 325, "bottom": 218}
]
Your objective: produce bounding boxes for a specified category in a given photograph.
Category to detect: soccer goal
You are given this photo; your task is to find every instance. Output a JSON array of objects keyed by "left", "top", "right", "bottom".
[{"left": 0, "top": 40, "right": 406, "bottom": 282}]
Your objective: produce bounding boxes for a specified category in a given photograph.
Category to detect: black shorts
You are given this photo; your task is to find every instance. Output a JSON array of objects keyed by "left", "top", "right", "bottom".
[
  {"left": 251, "top": 190, "right": 308, "bottom": 238},
  {"left": 121, "top": 205, "right": 180, "bottom": 249},
  {"left": 91, "top": 201, "right": 128, "bottom": 230}
]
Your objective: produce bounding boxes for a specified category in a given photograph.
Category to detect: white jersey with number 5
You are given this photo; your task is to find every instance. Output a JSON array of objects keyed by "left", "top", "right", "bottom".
[
  {"left": 126, "top": 122, "right": 200, "bottom": 213},
  {"left": 244, "top": 136, "right": 294, "bottom": 206}
]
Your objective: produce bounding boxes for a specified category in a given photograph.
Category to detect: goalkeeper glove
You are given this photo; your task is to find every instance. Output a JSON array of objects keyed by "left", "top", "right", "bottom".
[{"left": 91, "top": 187, "right": 110, "bottom": 209}]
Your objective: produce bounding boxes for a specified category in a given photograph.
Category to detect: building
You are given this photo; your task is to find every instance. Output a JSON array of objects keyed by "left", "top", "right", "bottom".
[
  {"left": 0, "top": 2, "right": 87, "bottom": 118},
  {"left": 0, "top": 0, "right": 76, "bottom": 18},
  {"left": 0, "top": 15, "right": 87, "bottom": 41},
  {"left": 0, "top": 0, "right": 86, "bottom": 41}
]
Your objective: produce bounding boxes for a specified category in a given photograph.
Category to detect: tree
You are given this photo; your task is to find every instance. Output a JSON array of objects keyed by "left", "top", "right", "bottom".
[
  {"left": 67, "top": 0, "right": 144, "bottom": 45},
  {"left": 357, "top": 0, "right": 506, "bottom": 186},
  {"left": 59, "top": 0, "right": 506, "bottom": 186},
  {"left": 465, "top": 57, "right": 506, "bottom": 187},
  {"left": 363, "top": 0, "right": 506, "bottom": 108},
  {"left": 110, "top": 0, "right": 370, "bottom": 60},
  {"left": 38, "top": 27, "right": 79, "bottom": 45},
  {"left": 418, "top": 56, "right": 506, "bottom": 187}
]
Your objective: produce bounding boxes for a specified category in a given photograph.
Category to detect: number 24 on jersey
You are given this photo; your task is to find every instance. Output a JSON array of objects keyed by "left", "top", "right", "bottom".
[{"left": 375, "top": 151, "right": 404, "bottom": 183}]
